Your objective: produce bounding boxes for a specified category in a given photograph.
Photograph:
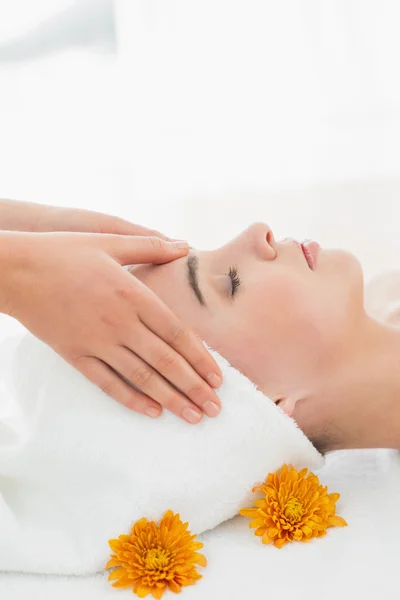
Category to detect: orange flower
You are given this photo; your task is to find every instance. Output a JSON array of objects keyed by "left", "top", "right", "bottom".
[
  {"left": 239, "top": 463, "right": 347, "bottom": 549},
  {"left": 106, "top": 510, "right": 206, "bottom": 599}
]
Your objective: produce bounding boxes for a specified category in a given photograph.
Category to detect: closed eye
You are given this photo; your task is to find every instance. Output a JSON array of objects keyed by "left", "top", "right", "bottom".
[{"left": 228, "top": 265, "right": 241, "bottom": 296}]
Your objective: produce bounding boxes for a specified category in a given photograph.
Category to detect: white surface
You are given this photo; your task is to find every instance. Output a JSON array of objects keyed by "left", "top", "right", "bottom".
[
  {"left": 0, "top": 333, "right": 321, "bottom": 574},
  {"left": 1, "top": 448, "right": 399, "bottom": 599}
]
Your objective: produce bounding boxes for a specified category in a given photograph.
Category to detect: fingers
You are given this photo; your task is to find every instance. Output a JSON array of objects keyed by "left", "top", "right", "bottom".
[
  {"left": 110, "top": 221, "right": 178, "bottom": 242},
  {"left": 107, "top": 346, "right": 212, "bottom": 424},
  {"left": 122, "top": 324, "right": 222, "bottom": 418},
  {"left": 130, "top": 228, "right": 185, "bottom": 243},
  {"left": 99, "top": 234, "right": 190, "bottom": 265},
  {"left": 73, "top": 211, "right": 177, "bottom": 241},
  {"left": 75, "top": 355, "right": 163, "bottom": 418},
  {"left": 137, "top": 286, "right": 223, "bottom": 388}
]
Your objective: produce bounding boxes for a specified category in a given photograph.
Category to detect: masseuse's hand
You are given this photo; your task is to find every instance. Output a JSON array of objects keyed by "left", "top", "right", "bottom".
[
  {"left": 4, "top": 232, "right": 223, "bottom": 423},
  {"left": 0, "top": 199, "right": 178, "bottom": 241},
  {"left": 35, "top": 203, "right": 181, "bottom": 240}
]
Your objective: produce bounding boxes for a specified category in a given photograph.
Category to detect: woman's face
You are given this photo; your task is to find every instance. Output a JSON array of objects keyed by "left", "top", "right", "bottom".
[{"left": 130, "top": 223, "right": 365, "bottom": 421}]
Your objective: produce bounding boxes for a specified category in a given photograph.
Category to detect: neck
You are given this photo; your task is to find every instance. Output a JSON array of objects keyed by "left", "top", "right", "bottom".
[{"left": 325, "top": 316, "right": 400, "bottom": 450}]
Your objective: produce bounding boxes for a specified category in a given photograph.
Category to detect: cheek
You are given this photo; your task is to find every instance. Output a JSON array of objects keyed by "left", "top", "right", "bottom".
[
  {"left": 210, "top": 276, "right": 319, "bottom": 386},
  {"left": 250, "top": 274, "right": 317, "bottom": 340},
  {"left": 230, "top": 274, "right": 350, "bottom": 386},
  {"left": 306, "top": 252, "right": 365, "bottom": 343},
  {"left": 207, "top": 257, "right": 364, "bottom": 396}
]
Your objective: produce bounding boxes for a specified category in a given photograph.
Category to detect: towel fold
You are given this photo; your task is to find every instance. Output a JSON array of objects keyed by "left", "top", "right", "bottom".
[{"left": 0, "top": 333, "right": 323, "bottom": 575}]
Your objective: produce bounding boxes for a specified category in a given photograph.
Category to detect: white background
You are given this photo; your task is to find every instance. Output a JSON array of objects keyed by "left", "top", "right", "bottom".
[{"left": 0, "top": 0, "right": 400, "bottom": 310}]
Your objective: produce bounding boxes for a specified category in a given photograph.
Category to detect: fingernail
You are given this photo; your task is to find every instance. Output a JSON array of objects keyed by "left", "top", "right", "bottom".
[
  {"left": 145, "top": 406, "right": 161, "bottom": 418},
  {"left": 172, "top": 241, "right": 189, "bottom": 249},
  {"left": 203, "top": 400, "right": 220, "bottom": 417},
  {"left": 182, "top": 407, "right": 202, "bottom": 424},
  {"left": 207, "top": 373, "right": 222, "bottom": 387}
]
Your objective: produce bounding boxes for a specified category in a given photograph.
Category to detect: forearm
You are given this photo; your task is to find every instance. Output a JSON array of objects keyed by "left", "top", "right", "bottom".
[
  {"left": 0, "top": 199, "right": 139, "bottom": 236},
  {"left": 0, "top": 231, "right": 26, "bottom": 315},
  {"left": 0, "top": 199, "right": 49, "bottom": 232}
]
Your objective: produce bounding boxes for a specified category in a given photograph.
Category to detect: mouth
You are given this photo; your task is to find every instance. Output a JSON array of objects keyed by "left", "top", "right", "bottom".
[{"left": 299, "top": 240, "right": 320, "bottom": 271}]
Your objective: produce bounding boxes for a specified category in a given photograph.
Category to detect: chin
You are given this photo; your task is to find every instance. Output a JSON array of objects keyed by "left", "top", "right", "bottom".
[
  {"left": 322, "top": 248, "right": 363, "bottom": 278},
  {"left": 320, "top": 247, "right": 365, "bottom": 306}
]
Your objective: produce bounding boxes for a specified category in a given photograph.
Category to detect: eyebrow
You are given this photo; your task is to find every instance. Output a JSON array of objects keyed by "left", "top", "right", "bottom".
[{"left": 186, "top": 253, "right": 207, "bottom": 307}]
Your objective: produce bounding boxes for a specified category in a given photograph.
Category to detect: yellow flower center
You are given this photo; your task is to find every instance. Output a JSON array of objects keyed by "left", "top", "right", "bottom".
[
  {"left": 145, "top": 547, "right": 170, "bottom": 571},
  {"left": 284, "top": 497, "right": 304, "bottom": 521}
]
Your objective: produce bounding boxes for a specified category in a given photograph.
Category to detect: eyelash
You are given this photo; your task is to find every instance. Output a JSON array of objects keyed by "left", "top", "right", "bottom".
[{"left": 228, "top": 265, "right": 241, "bottom": 296}]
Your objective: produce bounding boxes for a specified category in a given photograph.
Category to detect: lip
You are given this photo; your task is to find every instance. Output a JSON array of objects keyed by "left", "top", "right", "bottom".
[{"left": 299, "top": 240, "right": 320, "bottom": 271}]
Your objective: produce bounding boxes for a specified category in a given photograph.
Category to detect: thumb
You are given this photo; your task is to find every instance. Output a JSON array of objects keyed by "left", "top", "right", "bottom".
[{"left": 102, "top": 235, "right": 190, "bottom": 265}]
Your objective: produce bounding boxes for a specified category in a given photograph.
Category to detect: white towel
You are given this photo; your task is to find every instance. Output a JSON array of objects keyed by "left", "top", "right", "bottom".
[{"left": 0, "top": 332, "right": 323, "bottom": 575}]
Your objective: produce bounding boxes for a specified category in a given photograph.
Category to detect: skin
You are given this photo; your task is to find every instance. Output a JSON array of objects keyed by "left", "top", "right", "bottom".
[
  {"left": 0, "top": 200, "right": 224, "bottom": 424},
  {"left": 129, "top": 222, "right": 400, "bottom": 452}
]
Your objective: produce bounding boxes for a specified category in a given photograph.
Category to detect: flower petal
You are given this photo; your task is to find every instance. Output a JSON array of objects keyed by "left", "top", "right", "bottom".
[
  {"left": 151, "top": 586, "right": 165, "bottom": 600},
  {"left": 267, "top": 527, "right": 279, "bottom": 539},
  {"left": 105, "top": 558, "right": 120, "bottom": 569},
  {"left": 136, "top": 584, "right": 152, "bottom": 598},
  {"left": 112, "top": 577, "right": 133, "bottom": 588},
  {"left": 253, "top": 499, "right": 268, "bottom": 508},
  {"left": 249, "top": 518, "right": 266, "bottom": 528},
  {"left": 327, "top": 515, "right": 348, "bottom": 528},
  {"left": 301, "top": 525, "right": 313, "bottom": 538},
  {"left": 168, "top": 580, "right": 182, "bottom": 593},
  {"left": 193, "top": 552, "right": 207, "bottom": 567},
  {"left": 108, "top": 539, "right": 122, "bottom": 553},
  {"left": 239, "top": 508, "right": 260, "bottom": 519},
  {"left": 328, "top": 492, "right": 340, "bottom": 503},
  {"left": 108, "top": 568, "right": 124, "bottom": 581},
  {"left": 261, "top": 531, "right": 273, "bottom": 544},
  {"left": 190, "top": 541, "right": 204, "bottom": 551},
  {"left": 293, "top": 530, "right": 303, "bottom": 541}
]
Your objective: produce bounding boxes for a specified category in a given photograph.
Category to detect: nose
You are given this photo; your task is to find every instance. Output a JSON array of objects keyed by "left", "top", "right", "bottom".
[{"left": 245, "top": 222, "right": 277, "bottom": 261}]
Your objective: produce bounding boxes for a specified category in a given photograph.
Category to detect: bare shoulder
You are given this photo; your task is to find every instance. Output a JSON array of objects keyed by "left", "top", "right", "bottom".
[{"left": 365, "top": 271, "right": 400, "bottom": 326}]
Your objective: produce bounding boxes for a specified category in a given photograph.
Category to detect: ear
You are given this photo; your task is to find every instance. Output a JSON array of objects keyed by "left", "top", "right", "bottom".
[{"left": 273, "top": 396, "right": 300, "bottom": 418}]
